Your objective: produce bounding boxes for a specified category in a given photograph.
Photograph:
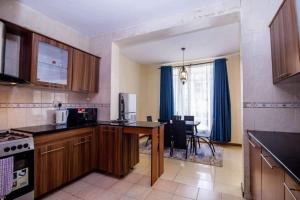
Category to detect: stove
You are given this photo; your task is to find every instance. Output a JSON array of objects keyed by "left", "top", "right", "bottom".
[
  {"left": 0, "top": 130, "right": 34, "bottom": 157},
  {"left": 0, "top": 130, "right": 34, "bottom": 200}
]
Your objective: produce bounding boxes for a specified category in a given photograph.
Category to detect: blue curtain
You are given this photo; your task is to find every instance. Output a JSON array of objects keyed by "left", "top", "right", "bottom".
[
  {"left": 159, "top": 66, "right": 174, "bottom": 121},
  {"left": 212, "top": 59, "right": 231, "bottom": 143}
]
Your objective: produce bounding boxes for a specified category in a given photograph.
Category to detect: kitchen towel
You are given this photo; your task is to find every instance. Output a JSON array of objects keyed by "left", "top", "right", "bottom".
[{"left": 0, "top": 157, "right": 14, "bottom": 198}]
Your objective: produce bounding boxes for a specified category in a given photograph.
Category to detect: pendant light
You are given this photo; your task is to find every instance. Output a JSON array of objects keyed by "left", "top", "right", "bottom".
[{"left": 179, "top": 47, "right": 188, "bottom": 84}]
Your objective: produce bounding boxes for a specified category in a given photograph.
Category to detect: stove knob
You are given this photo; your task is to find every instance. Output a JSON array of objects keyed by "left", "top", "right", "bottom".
[
  {"left": 11, "top": 146, "right": 16, "bottom": 151},
  {"left": 17, "top": 145, "right": 23, "bottom": 149},
  {"left": 4, "top": 147, "right": 10, "bottom": 152},
  {"left": 23, "top": 143, "right": 29, "bottom": 148}
]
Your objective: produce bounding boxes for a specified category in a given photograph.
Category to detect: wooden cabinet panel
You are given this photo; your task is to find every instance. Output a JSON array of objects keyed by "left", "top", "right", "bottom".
[
  {"left": 98, "top": 126, "right": 123, "bottom": 176},
  {"left": 71, "top": 50, "right": 99, "bottom": 93},
  {"left": 34, "top": 140, "right": 70, "bottom": 197},
  {"left": 249, "top": 138, "right": 262, "bottom": 200},
  {"left": 270, "top": 0, "right": 300, "bottom": 83},
  {"left": 284, "top": 173, "right": 300, "bottom": 200},
  {"left": 31, "top": 33, "right": 73, "bottom": 89},
  {"left": 122, "top": 134, "right": 139, "bottom": 175},
  {"left": 70, "top": 131, "right": 94, "bottom": 180},
  {"left": 261, "top": 150, "right": 285, "bottom": 200}
]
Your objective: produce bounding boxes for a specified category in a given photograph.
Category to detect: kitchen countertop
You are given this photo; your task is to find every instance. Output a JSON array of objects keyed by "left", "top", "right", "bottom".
[
  {"left": 248, "top": 130, "right": 300, "bottom": 184},
  {"left": 12, "top": 121, "right": 162, "bottom": 136}
]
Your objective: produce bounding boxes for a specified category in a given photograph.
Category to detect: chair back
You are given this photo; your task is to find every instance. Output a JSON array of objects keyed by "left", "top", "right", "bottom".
[
  {"left": 146, "top": 116, "right": 153, "bottom": 122},
  {"left": 172, "top": 120, "right": 187, "bottom": 150},
  {"left": 163, "top": 122, "right": 172, "bottom": 147},
  {"left": 172, "top": 115, "right": 181, "bottom": 121},
  {"left": 184, "top": 116, "right": 194, "bottom": 121}
]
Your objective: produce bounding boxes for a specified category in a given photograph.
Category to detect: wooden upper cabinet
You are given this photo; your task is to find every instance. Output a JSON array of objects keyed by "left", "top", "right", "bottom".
[
  {"left": 71, "top": 49, "right": 99, "bottom": 93},
  {"left": 270, "top": 0, "right": 300, "bottom": 83},
  {"left": 31, "top": 33, "right": 73, "bottom": 89}
]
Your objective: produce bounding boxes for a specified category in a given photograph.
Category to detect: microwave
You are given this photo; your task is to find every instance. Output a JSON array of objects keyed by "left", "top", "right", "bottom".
[{"left": 67, "top": 108, "right": 97, "bottom": 126}]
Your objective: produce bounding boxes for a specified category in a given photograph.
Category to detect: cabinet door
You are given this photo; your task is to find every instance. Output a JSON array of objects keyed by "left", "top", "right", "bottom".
[
  {"left": 261, "top": 150, "right": 284, "bottom": 200},
  {"left": 98, "top": 126, "right": 123, "bottom": 176},
  {"left": 71, "top": 49, "right": 86, "bottom": 92},
  {"left": 88, "top": 56, "right": 100, "bottom": 93},
  {"left": 31, "top": 33, "right": 73, "bottom": 89},
  {"left": 249, "top": 138, "right": 262, "bottom": 200},
  {"left": 270, "top": 0, "right": 300, "bottom": 83},
  {"left": 34, "top": 140, "right": 69, "bottom": 197},
  {"left": 284, "top": 173, "right": 300, "bottom": 200},
  {"left": 70, "top": 133, "right": 93, "bottom": 180}
]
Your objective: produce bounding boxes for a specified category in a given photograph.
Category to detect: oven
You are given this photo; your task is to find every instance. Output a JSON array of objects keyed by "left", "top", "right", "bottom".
[{"left": 3, "top": 149, "right": 34, "bottom": 200}]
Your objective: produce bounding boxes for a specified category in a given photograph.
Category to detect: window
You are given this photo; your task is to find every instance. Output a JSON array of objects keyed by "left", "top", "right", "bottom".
[{"left": 173, "top": 63, "right": 213, "bottom": 133}]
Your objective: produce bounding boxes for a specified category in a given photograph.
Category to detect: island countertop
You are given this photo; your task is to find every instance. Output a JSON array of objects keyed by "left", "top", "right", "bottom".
[
  {"left": 248, "top": 130, "right": 300, "bottom": 184},
  {"left": 12, "top": 121, "right": 162, "bottom": 136}
]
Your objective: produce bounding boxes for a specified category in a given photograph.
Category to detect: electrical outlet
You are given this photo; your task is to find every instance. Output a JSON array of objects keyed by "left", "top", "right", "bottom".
[{"left": 53, "top": 101, "right": 62, "bottom": 108}]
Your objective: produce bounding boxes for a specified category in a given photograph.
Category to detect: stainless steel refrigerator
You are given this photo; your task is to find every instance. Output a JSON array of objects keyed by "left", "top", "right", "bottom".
[{"left": 119, "top": 93, "right": 136, "bottom": 122}]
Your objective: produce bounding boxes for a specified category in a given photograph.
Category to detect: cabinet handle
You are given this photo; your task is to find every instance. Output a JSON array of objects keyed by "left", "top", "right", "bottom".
[
  {"left": 248, "top": 139, "right": 256, "bottom": 148},
  {"left": 260, "top": 153, "right": 275, "bottom": 169},
  {"left": 41, "top": 147, "right": 65, "bottom": 155},
  {"left": 283, "top": 182, "right": 299, "bottom": 200},
  {"left": 74, "top": 140, "right": 91, "bottom": 146}
]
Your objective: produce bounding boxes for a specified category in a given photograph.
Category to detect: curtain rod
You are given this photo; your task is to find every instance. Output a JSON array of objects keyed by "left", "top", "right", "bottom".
[{"left": 157, "top": 61, "right": 213, "bottom": 69}]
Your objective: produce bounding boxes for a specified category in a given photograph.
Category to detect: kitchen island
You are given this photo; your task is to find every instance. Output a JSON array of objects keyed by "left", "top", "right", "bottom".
[{"left": 13, "top": 121, "right": 165, "bottom": 198}]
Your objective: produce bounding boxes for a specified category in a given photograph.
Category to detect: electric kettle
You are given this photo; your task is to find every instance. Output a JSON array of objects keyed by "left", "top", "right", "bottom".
[{"left": 55, "top": 109, "right": 69, "bottom": 124}]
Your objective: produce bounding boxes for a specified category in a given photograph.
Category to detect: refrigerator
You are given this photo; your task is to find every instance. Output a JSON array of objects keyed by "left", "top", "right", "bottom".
[{"left": 119, "top": 93, "right": 136, "bottom": 122}]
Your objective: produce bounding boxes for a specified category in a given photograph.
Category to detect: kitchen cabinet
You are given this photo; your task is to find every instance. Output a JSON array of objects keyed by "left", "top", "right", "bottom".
[
  {"left": 98, "top": 125, "right": 123, "bottom": 176},
  {"left": 284, "top": 173, "right": 300, "bottom": 200},
  {"left": 71, "top": 49, "right": 99, "bottom": 93},
  {"left": 31, "top": 33, "right": 73, "bottom": 89},
  {"left": 34, "top": 139, "right": 70, "bottom": 197},
  {"left": 270, "top": 0, "right": 300, "bottom": 83},
  {"left": 34, "top": 127, "right": 95, "bottom": 197},
  {"left": 261, "top": 149, "right": 285, "bottom": 200},
  {"left": 249, "top": 138, "right": 262, "bottom": 200},
  {"left": 69, "top": 130, "right": 95, "bottom": 181}
]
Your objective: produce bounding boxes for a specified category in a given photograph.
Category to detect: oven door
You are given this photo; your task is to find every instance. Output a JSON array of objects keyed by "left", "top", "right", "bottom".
[{"left": 4, "top": 150, "right": 34, "bottom": 200}]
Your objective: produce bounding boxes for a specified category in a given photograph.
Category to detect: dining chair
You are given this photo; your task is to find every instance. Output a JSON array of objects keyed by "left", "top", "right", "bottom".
[
  {"left": 172, "top": 115, "right": 181, "bottom": 121},
  {"left": 184, "top": 116, "right": 196, "bottom": 153},
  {"left": 145, "top": 116, "right": 152, "bottom": 146},
  {"left": 171, "top": 120, "right": 191, "bottom": 159},
  {"left": 158, "top": 119, "right": 173, "bottom": 153},
  {"left": 195, "top": 124, "right": 216, "bottom": 156}
]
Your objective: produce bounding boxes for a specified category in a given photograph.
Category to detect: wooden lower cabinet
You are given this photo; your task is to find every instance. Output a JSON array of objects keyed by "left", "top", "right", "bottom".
[
  {"left": 284, "top": 173, "right": 300, "bottom": 200},
  {"left": 249, "top": 138, "right": 262, "bottom": 200},
  {"left": 261, "top": 150, "right": 284, "bottom": 200},
  {"left": 34, "top": 139, "right": 70, "bottom": 197}
]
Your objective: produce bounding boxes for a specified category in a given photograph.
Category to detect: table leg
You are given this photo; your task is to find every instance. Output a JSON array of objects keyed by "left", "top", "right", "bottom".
[
  {"left": 158, "top": 125, "right": 164, "bottom": 176},
  {"left": 151, "top": 128, "right": 158, "bottom": 186}
]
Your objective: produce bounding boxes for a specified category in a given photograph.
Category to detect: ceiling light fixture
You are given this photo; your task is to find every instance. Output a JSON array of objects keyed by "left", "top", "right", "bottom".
[{"left": 179, "top": 47, "right": 188, "bottom": 85}]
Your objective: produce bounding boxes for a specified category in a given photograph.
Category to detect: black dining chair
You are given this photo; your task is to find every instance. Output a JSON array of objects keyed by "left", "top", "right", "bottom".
[
  {"left": 158, "top": 119, "right": 173, "bottom": 152},
  {"left": 145, "top": 116, "right": 152, "bottom": 146},
  {"left": 171, "top": 120, "right": 191, "bottom": 159},
  {"left": 184, "top": 116, "right": 196, "bottom": 153},
  {"left": 194, "top": 124, "right": 216, "bottom": 156},
  {"left": 172, "top": 115, "right": 181, "bottom": 121}
]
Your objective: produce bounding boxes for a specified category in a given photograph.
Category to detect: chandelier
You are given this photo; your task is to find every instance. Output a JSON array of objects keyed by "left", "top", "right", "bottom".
[{"left": 179, "top": 47, "right": 188, "bottom": 84}]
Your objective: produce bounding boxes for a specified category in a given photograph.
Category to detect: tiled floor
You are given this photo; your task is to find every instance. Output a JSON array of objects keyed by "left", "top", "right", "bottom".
[{"left": 42, "top": 145, "right": 244, "bottom": 200}]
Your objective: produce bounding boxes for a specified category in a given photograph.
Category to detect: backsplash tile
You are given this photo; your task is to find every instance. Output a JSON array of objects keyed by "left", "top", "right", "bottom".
[
  {"left": 243, "top": 102, "right": 300, "bottom": 108},
  {"left": 0, "top": 86, "right": 110, "bottom": 130}
]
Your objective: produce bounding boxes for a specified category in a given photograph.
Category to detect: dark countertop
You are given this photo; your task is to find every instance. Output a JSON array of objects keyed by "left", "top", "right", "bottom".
[
  {"left": 12, "top": 121, "right": 162, "bottom": 136},
  {"left": 248, "top": 130, "right": 300, "bottom": 184}
]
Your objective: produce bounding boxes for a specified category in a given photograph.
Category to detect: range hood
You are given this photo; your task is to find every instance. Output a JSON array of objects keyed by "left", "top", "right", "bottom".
[{"left": 0, "top": 21, "right": 28, "bottom": 85}]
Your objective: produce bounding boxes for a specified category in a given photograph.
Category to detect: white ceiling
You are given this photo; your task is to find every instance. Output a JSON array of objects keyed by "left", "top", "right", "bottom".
[
  {"left": 18, "top": 0, "right": 240, "bottom": 37},
  {"left": 120, "top": 23, "right": 240, "bottom": 65}
]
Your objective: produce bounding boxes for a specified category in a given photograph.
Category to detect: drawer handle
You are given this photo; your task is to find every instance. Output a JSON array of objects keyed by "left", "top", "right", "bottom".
[
  {"left": 41, "top": 147, "right": 65, "bottom": 155},
  {"left": 283, "top": 182, "right": 299, "bottom": 200},
  {"left": 260, "top": 153, "right": 275, "bottom": 169},
  {"left": 248, "top": 139, "right": 256, "bottom": 148},
  {"left": 74, "top": 140, "right": 91, "bottom": 146}
]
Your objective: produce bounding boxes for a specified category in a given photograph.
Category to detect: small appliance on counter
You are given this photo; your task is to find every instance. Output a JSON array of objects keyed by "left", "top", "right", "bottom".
[
  {"left": 67, "top": 108, "right": 97, "bottom": 126},
  {"left": 55, "top": 103, "right": 68, "bottom": 125}
]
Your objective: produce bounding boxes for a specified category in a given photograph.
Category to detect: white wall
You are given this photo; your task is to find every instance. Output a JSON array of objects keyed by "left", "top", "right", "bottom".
[{"left": 241, "top": 0, "right": 300, "bottom": 198}]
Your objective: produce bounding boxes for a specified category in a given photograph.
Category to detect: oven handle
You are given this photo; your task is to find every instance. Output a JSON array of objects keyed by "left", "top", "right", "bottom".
[{"left": 41, "top": 147, "right": 65, "bottom": 155}]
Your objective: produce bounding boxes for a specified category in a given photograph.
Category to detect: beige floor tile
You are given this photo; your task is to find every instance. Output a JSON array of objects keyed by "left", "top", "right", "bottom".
[
  {"left": 153, "top": 179, "right": 179, "bottom": 194},
  {"left": 74, "top": 185, "right": 105, "bottom": 200},
  {"left": 120, "top": 196, "right": 137, "bottom": 200},
  {"left": 93, "top": 176, "right": 118, "bottom": 189},
  {"left": 123, "top": 172, "right": 144, "bottom": 184},
  {"left": 62, "top": 180, "right": 90, "bottom": 195},
  {"left": 145, "top": 189, "right": 173, "bottom": 200},
  {"left": 42, "top": 191, "right": 80, "bottom": 200},
  {"left": 97, "top": 191, "right": 122, "bottom": 200},
  {"left": 174, "top": 175, "right": 214, "bottom": 190},
  {"left": 126, "top": 184, "right": 152, "bottom": 199},
  {"left": 137, "top": 175, "right": 152, "bottom": 187},
  {"left": 221, "top": 193, "right": 244, "bottom": 200},
  {"left": 109, "top": 180, "right": 134, "bottom": 194},
  {"left": 213, "top": 183, "right": 242, "bottom": 198},
  {"left": 175, "top": 183, "right": 199, "bottom": 199},
  {"left": 176, "top": 169, "right": 215, "bottom": 182},
  {"left": 172, "top": 195, "right": 192, "bottom": 200},
  {"left": 197, "top": 189, "right": 221, "bottom": 200},
  {"left": 81, "top": 172, "right": 107, "bottom": 185}
]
